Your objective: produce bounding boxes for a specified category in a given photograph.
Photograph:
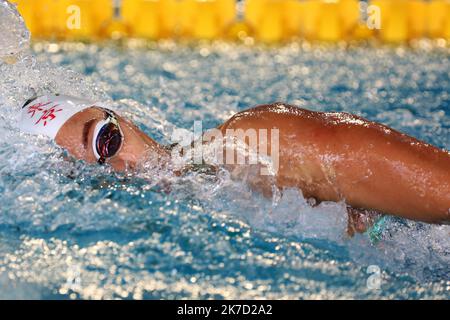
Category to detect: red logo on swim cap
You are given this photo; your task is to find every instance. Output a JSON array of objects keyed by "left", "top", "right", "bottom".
[{"left": 28, "top": 101, "right": 63, "bottom": 127}]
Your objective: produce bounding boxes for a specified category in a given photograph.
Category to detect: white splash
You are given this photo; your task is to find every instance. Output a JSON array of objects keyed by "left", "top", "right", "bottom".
[{"left": 0, "top": 0, "right": 30, "bottom": 61}]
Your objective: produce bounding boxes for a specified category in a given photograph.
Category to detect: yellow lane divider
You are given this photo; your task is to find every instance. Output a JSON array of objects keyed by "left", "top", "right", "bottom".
[{"left": 8, "top": 0, "right": 450, "bottom": 43}]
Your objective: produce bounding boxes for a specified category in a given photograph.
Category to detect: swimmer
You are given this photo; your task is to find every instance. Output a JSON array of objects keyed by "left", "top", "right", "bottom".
[{"left": 20, "top": 94, "right": 450, "bottom": 227}]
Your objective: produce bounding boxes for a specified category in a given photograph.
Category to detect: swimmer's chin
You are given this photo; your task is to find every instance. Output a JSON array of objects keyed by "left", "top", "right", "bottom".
[{"left": 111, "top": 148, "right": 172, "bottom": 173}]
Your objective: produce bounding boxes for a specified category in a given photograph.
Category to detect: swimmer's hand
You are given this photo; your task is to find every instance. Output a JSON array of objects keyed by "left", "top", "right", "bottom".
[{"left": 346, "top": 206, "right": 383, "bottom": 237}]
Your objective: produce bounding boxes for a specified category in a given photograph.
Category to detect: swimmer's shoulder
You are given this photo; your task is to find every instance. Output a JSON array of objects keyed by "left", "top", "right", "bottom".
[
  {"left": 220, "top": 102, "right": 315, "bottom": 128},
  {"left": 241, "top": 102, "right": 311, "bottom": 116}
]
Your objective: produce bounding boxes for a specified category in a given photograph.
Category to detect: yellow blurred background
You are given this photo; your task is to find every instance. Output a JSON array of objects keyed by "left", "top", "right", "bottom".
[{"left": 7, "top": 0, "right": 450, "bottom": 43}]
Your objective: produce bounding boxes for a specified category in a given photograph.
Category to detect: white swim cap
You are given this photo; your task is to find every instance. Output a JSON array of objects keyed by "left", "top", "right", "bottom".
[{"left": 20, "top": 94, "right": 103, "bottom": 139}]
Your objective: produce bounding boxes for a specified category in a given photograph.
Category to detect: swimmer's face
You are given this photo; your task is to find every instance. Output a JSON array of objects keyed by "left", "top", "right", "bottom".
[{"left": 55, "top": 107, "right": 165, "bottom": 171}]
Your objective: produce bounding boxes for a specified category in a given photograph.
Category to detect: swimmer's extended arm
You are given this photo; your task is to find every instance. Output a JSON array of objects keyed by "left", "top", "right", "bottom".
[
  {"left": 219, "top": 104, "right": 450, "bottom": 224},
  {"left": 319, "top": 111, "right": 450, "bottom": 224}
]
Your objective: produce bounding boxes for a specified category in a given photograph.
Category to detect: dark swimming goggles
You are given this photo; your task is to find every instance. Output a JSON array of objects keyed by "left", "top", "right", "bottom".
[{"left": 92, "top": 108, "right": 124, "bottom": 165}]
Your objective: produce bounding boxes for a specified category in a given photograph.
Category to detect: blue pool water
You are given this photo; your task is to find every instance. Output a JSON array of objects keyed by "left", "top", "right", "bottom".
[{"left": 0, "top": 40, "right": 449, "bottom": 299}]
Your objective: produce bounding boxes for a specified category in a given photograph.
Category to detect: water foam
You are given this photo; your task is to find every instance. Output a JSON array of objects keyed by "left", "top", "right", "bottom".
[
  {"left": 0, "top": 0, "right": 29, "bottom": 60},
  {"left": 0, "top": 3, "right": 448, "bottom": 299}
]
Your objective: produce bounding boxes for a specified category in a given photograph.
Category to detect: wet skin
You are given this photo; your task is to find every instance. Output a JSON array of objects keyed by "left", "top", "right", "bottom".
[
  {"left": 55, "top": 103, "right": 450, "bottom": 225},
  {"left": 55, "top": 107, "right": 170, "bottom": 171}
]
